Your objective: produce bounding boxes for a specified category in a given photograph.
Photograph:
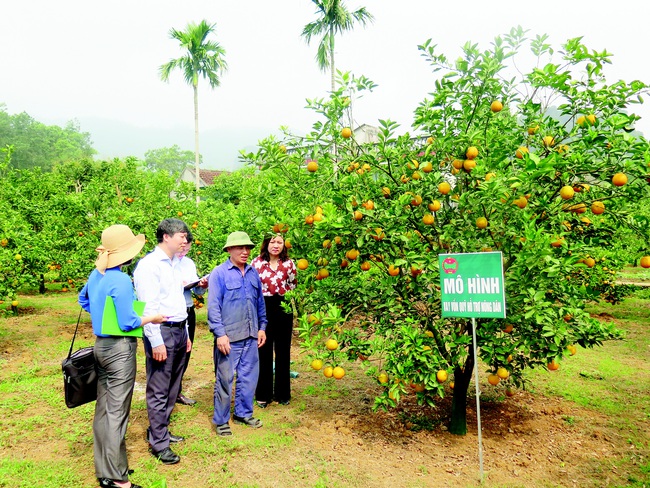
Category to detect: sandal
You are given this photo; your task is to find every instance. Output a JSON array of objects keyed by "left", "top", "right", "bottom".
[
  {"left": 256, "top": 401, "right": 268, "bottom": 409},
  {"left": 233, "top": 415, "right": 263, "bottom": 428},
  {"left": 215, "top": 423, "right": 232, "bottom": 437}
]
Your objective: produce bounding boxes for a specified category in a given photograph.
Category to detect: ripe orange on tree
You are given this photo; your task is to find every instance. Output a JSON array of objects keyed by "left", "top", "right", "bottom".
[
  {"left": 496, "top": 367, "right": 509, "bottom": 380},
  {"left": 378, "top": 373, "right": 389, "bottom": 384},
  {"left": 410, "top": 194, "right": 423, "bottom": 206},
  {"left": 490, "top": 100, "right": 503, "bottom": 112},
  {"left": 452, "top": 159, "right": 464, "bottom": 170},
  {"left": 542, "top": 135, "right": 555, "bottom": 147},
  {"left": 466, "top": 146, "right": 479, "bottom": 160},
  {"left": 527, "top": 124, "right": 539, "bottom": 135},
  {"left": 420, "top": 161, "right": 433, "bottom": 173},
  {"left": 353, "top": 210, "right": 363, "bottom": 221},
  {"left": 463, "top": 159, "right": 476, "bottom": 172},
  {"left": 307, "top": 160, "right": 318, "bottom": 172},
  {"left": 297, "top": 258, "right": 309, "bottom": 270},
  {"left": 310, "top": 359, "right": 323, "bottom": 370},
  {"left": 487, "top": 374, "right": 500, "bottom": 386},
  {"left": 422, "top": 213, "right": 435, "bottom": 225},
  {"left": 325, "top": 339, "right": 338, "bottom": 351},
  {"left": 341, "top": 127, "right": 352, "bottom": 138},
  {"left": 388, "top": 264, "right": 400, "bottom": 276},
  {"left": 305, "top": 215, "right": 314, "bottom": 225},
  {"left": 381, "top": 187, "right": 391, "bottom": 198},
  {"left": 436, "top": 370, "right": 448, "bottom": 383},
  {"left": 438, "top": 181, "right": 451, "bottom": 195},
  {"left": 551, "top": 237, "right": 565, "bottom": 248},
  {"left": 345, "top": 249, "right": 359, "bottom": 261},
  {"left": 515, "top": 146, "right": 529, "bottom": 159},
  {"left": 513, "top": 196, "right": 528, "bottom": 209},
  {"left": 362, "top": 200, "right": 374, "bottom": 210},
  {"left": 476, "top": 217, "right": 488, "bottom": 229},
  {"left": 640, "top": 256, "right": 650, "bottom": 268},
  {"left": 428, "top": 200, "right": 441, "bottom": 212},
  {"left": 316, "top": 268, "right": 329, "bottom": 280},
  {"left": 332, "top": 366, "right": 345, "bottom": 379},
  {"left": 584, "top": 257, "right": 596, "bottom": 268},
  {"left": 560, "top": 185, "right": 575, "bottom": 200},
  {"left": 566, "top": 344, "right": 577, "bottom": 356},
  {"left": 591, "top": 201, "right": 605, "bottom": 214},
  {"left": 547, "top": 360, "right": 560, "bottom": 371},
  {"left": 323, "top": 366, "right": 334, "bottom": 378},
  {"left": 612, "top": 172, "right": 627, "bottom": 186},
  {"left": 360, "top": 261, "right": 371, "bottom": 271}
]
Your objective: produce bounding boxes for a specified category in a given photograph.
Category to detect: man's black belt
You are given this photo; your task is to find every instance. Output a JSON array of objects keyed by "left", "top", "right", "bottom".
[{"left": 161, "top": 320, "right": 187, "bottom": 328}]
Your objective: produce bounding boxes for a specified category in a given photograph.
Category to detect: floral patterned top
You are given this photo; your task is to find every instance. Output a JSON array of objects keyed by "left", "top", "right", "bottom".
[{"left": 251, "top": 256, "right": 297, "bottom": 297}]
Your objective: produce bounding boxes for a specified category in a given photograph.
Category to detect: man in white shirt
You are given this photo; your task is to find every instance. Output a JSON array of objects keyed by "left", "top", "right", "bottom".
[
  {"left": 175, "top": 232, "right": 208, "bottom": 406},
  {"left": 133, "top": 218, "right": 192, "bottom": 465}
]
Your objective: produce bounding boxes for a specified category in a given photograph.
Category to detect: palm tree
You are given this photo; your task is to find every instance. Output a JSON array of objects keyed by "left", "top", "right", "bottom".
[
  {"left": 302, "top": 0, "right": 374, "bottom": 93},
  {"left": 160, "top": 20, "right": 227, "bottom": 205}
]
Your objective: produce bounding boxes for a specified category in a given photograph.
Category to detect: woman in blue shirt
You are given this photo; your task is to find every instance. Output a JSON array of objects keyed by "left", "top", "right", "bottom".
[{"left": 79, "top": 225, "right": 164, "bottom": 488}]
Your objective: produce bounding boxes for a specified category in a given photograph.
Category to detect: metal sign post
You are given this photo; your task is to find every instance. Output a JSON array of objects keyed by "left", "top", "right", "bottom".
[{"left": 438, "top": 252, "right": 506, "bottom": 482}]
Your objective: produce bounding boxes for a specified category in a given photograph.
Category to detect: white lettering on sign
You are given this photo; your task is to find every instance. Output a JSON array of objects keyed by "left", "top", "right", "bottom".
[
  {"left": 443, "top": 276, "right": 465, "bottom": 294},
  {"left": 467, "top": 276, "right": 500, "bottom": 294}
]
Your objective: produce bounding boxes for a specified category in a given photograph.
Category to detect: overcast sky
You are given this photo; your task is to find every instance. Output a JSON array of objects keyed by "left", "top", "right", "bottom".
[{"left": 2, "top": 0, "right": 649, "bottom": 170}]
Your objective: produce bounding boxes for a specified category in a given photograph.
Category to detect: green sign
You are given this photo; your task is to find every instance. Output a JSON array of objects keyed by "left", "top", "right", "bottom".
[{"left": 438, "top": 252, "right": 506, "bottom": 318}]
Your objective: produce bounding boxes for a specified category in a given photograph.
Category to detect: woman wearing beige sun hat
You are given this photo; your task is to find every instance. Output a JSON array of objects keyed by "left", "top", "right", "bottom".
[{"left": 79, "top": 224, "right": 165, "bottom": 488}]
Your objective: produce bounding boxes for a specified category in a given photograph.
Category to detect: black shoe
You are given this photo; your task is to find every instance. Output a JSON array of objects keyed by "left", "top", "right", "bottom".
[
  {"left": 147, "top": 429, "right": 184, "bottom": 444},
  {"left": 151, "top": 447, "right": 180, "bottom": 465},
  {"left": 256, "top": 400, "right": 268, "bottom": 409},
  {"left": 278, "top": 399, "right": 291, "bottom": 405},
  {"left": 176, "top": 394, "right": 197, "bottom": 406},
  {"left": 99, "top": 479, "right": 142, "bottom": 488}
]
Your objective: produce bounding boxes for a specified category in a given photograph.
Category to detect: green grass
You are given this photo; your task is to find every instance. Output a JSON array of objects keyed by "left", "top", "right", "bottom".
[
  {"left": 526, "top": 290, "right": 650, "bottom": 452},
  {"left": 1, "top": 289, "right": 649, "bottom": 487}
]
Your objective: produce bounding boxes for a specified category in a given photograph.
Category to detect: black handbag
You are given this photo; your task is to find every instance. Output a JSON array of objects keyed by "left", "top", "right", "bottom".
[{"left": 62, "top": 309, "right": 97, "bottom": 408}]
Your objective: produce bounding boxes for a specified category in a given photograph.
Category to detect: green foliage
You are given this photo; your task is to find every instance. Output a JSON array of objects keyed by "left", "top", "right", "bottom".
[
  {"left": 143, "top": 145, "right": 198, "bottom": 174},
  {"left": 0, "top": 104, "right": 95, "bottom": 170},
  {"left": 242, "top": 29, "right": 650, "bottom": 435}
]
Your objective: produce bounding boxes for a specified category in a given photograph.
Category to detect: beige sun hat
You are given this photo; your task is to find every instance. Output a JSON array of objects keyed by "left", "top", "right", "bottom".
[
  {"left": 223, "top": 231, "right": 254, "bottom": 251},
  {"left": 95, "top": 224, "right": 146, "bottom": 273}
]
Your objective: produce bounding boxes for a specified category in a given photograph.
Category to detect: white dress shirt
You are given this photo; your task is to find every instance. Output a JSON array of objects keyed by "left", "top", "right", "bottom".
[
  {"left": 177, "top": 255, "right": 206, "bottom": 308},
  {"left": 134, "top": 246, "right": 188, "bottom": 348}
]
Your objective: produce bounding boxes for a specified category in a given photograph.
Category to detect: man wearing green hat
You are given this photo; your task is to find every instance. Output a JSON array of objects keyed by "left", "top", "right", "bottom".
[{"left": 207, "top": 231, "right": 267, "bottom": 436}]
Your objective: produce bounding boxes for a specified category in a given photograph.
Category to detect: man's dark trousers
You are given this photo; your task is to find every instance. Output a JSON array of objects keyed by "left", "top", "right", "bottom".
[{"left": 144, "top": 325, "right": 187, "bottom": 453}]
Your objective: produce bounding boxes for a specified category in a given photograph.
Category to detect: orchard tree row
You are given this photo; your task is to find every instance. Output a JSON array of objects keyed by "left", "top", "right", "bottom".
[{"left": 242, "top": 29, "right": 650, "bottom": 434}]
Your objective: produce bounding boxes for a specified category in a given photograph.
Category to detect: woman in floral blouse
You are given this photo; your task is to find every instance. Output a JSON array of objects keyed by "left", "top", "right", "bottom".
[{"left": 251, "top": 233, "right": 297, "bottom": 407}]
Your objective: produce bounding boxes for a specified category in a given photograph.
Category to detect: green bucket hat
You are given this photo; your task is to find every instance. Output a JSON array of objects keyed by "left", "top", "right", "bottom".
[{"left": 223, "top": 231, "right": 255, "bottom": 251}]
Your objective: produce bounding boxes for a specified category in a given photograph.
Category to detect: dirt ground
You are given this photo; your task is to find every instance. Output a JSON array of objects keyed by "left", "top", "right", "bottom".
[{"left": 1, "top": 301, "right": 648, "bottom": 488}]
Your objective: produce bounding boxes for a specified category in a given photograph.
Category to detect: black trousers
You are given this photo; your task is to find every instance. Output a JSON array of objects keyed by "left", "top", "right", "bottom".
[
  {"left": 255, "top": 295, "right": 293, "bottom": 403},
  {"left": 178, "top": 306, "right": 196, "bottom": 394}
]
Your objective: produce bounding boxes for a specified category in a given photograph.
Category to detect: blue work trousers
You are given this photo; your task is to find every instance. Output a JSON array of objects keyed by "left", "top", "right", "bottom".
[{"left": 212, "top": 337, "right": 259, "bottom": 425}]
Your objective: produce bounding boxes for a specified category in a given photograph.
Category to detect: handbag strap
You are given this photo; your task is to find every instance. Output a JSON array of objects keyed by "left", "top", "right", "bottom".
[{"left": 67, "top": 308, "right": 84, "bottom": 359}]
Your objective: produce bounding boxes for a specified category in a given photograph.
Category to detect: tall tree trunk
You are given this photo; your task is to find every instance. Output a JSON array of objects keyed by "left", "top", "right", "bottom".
[
  {"left": 329, "top": 30, "right": 336, "bottom": 93},
  {"left": 449, "top": 348, "right": 474, "bottom": 435},
  {"left": 193, "top": 83, "right": 200, "bottom": 207}
]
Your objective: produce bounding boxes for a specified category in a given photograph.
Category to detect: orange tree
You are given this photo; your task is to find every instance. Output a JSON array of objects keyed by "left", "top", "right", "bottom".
[{"left": 242, "top": 29, "right": 650, "bottom": 435}]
